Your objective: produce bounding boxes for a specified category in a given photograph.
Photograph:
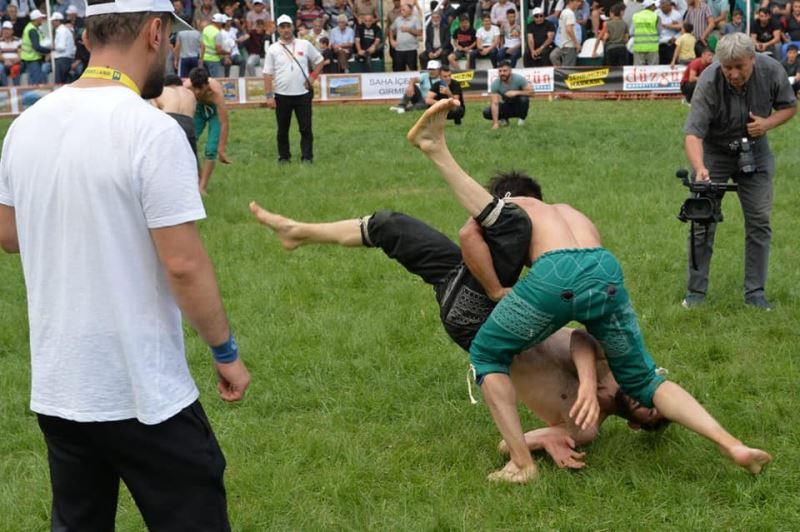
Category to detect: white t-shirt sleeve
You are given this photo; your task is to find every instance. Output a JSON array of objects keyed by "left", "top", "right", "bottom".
[
  {"left": 136, "top": 125, "right": 206, "bottom": 229},
  {"left": 263, "top": 45, "right": 275, "bottom": 75},
  {"left": 0, "top": 130, "right": 14, "bottom": 206}
]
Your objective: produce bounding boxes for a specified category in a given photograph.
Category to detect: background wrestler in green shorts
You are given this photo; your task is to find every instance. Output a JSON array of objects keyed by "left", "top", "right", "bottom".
[
  {"left": 185, "top": 67, "right": 231, "bottom": 194},
  {"left": 407, "top": 98, "right": 772, "bottom": 484}
]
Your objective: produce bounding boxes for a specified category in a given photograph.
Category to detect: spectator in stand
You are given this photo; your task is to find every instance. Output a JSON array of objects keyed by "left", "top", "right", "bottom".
[
  {"left": 10, "top": 0, "right": 35, "bottom": 27},
  {"left": 385, "top": 0, "right": 402, "bottom": 65},
  {"left": 5, "top": 4, "right": 24, "bottom": 38},
  {"left": 175, "top": 24, "right": 202, "bottom": 77},
  {"left": 551, "top": 0, "right": 581, "bottom": 66},
  {"left": 483, "top": 59, "right": 533, "bottom": 128},
  {"left": 330, "top": 14, "right": 355, "bottom": 72},
  {"left": 656, "top": 0, "right": 683, "bottom": 64},
  {"left": 390, "top": 59, "right": 441, "bottom": 112},
  {"left": 490, "top": 0, "right": 517, "bottom": 27},
  {"left": 679, "top": 46, "right": 713, "bottom": 102},
  {"left": 706, "top": 0, "right": 728, "bottom": 31},
  {"left": 766, "top": 0, "right": 791, "bottom": 18},
  {"left": 51, "top": 12, "right": 75, "bottom": 84},
  {"left": 200, "top": 14, "right": 229, "bottom": 77},
  {"left": 20, "top": 9, "right": 49, "bottom": 85},
  {"left": 420, "top": 10, "right": 452, "bottom": 67},
  {"left": 684, "top": 0, "right": 713, "bottom": 56},
  {"left": 593, "top": 2, "right": 628, "bottom": 65},
  {"left": 223, "top": 14, "right": 248, "bottom": 77},
  {"left": 723, "top": 9, "right": 745, "bottom": 35},
  {"left": 449, "top": 14, "right": 477, "bottom": 69},
  {"left": 623, "top": 0, "right": 644, "bottom": 32},
  {"left": 782, "top": 44, "right": 800, "bottom": 94},
  {"left": 353, "top": 0, "right": 378, "bottom": 25},
  {"left": 65, "top": 5, "right": 84, "bottom": 39},
  {"left": 390, "top": 3, "right": 421, "bottom": 71},
  {"left": 246, "top": 0, "right": 271, "bottom": 31},
  {"left": 751, "top": 7, "right": 782, "bottom": 56},
  {"left": 438, "top": 0, "right": 457, "bottom": 26},
  {"left": 317, "top": 36, "right": 338, "bottom": 73},
  {"left": 525, "top": 6, "right": 556, "bottom": 67},
  {"left": 784, "top": 1, "right": 800, "bottom": 59},
  {"left": 425, "top": 65, "right": 465, "bottom": 124},
  {"left": 305, "top": 18, "right": 329, "bottom": 49},
  {"left": 355, "top": 13, "right": 382, "bottom": 71},
  {"left": 497, "top": 9, "right": 522, "bottom": 67},
  {"left": 193, "top": 0, "right": 218, "bottom": 30},
  {"left": 471, "top": 13, "right": 500, "bottom": 68},
  {"left": 631, "top": 0, "right": 659, "bottom": 65},
  {"left": 0, "top": 21, "right": 21, "bottom": 86},
  {"left": 326, "top": 0, "right": 354, "bottom": 30},
  {"left": 297, "top": 0, "right": 326, "bottom": 30},
  {"left": 245, "top": 18, "right": 268, "bottom": 76},
  {"left": 671, "top": 22, "right": 697, "bottom": 65}
]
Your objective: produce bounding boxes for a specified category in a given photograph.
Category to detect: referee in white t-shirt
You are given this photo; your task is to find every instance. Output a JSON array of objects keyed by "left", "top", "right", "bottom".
[
  {"left": 263, "top": 14, "right": 325, "bottom": 163},
  {"left": 0, "top": 0, "right": 251, "bottom": 529}
]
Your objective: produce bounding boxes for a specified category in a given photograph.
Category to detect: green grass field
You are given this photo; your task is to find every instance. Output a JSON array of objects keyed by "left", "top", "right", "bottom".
[{"left": 1, "top": 100, "right": 799, "bottom": 530}]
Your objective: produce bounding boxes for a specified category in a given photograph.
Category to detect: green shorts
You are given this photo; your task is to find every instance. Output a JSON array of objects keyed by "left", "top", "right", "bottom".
[
  {"left": 469, "top": 247, "right": 665, "bottom": 407},
  {"left": 194, "top": 103, "right": 220, "bottom": 160}
]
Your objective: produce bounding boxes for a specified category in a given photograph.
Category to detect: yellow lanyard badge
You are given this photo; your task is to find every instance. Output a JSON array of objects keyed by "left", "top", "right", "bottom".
[{"left": 80, "top": 67, "right": 141, "bottom": 96}]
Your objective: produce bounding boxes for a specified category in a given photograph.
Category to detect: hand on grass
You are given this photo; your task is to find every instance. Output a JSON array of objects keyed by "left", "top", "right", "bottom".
[{"left": 543, "top": 435, "right": 587, "bottom": 469}]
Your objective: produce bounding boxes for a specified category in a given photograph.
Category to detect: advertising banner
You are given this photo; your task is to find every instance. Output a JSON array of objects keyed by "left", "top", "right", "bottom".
[
  {"left": 555, "top": 67, "right": 620, "bottom": 91},
  {"left": 358, "top": 71, "right": 419, "bottom": 100},
  {"left": 487, "top": 67, "right": 555, "bottom": 93},
  {"left": 622, "top": 65, "right": 686, "bottom": 92}
]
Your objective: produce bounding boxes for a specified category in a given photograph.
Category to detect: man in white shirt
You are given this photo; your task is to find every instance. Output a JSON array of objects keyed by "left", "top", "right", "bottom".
[
  {"left": 470, "top": 13, "right": 500, "bottom": 68},
  {"left": 329, "top": 14, "right": 355, "bottom": 72},
  {"left": 656, "top": 0, "right": 683, "bottom": 64},
  {"left": 0, "top": 0, "right": 251, "bottom": 528},
  {"left": 263, "top": 14, "right": 325, "bottom": 163},
  {"left": 552, "top": 0, "right": 581, "bottom": 65},
  {"left": 50, "top": 12, "right": 75, "bottom": 84}
]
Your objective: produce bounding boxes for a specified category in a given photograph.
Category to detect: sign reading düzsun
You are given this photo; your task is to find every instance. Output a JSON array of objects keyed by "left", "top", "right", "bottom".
[{"left": 623, "top": 65, "right": 685, "bottom": 91}]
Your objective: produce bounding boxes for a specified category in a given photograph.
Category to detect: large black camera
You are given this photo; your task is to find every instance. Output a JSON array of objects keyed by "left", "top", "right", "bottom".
[
  {"left": 728, "top": 137, "right": 756, "bottom": 175},
  {"left": 676, "top": 169, "right": 738, "bottom": 225}
]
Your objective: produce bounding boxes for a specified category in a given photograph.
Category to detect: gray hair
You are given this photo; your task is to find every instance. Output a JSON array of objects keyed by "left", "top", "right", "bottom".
[
  {"left": 337, "top": 14, "right": 348, "bottom": 22},
  {"left": 715, "top": 33, "right": 755, "bottom": 63}
]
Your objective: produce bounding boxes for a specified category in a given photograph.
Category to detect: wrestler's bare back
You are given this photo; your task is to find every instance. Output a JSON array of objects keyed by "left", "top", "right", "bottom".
[
  {"left": 511, "top": 328, "right": 613, "bottom": 430},
  {"left": 508, "top": 197, "right": 602, "bottom": 262},
  {"left": 152, "top": 85, "right": 197, "bottom": 117}
]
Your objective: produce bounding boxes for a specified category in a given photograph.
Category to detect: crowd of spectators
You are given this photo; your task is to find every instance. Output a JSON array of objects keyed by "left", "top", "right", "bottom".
[{"left": 3, "top": 0, "right": 800, "bottom": 88}]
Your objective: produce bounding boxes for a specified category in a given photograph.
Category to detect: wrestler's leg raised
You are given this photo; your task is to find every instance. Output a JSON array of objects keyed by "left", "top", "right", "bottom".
[
  {"left": 249, "top": 202, "right": 361, "bottom": 250},
  {"left": 407, "top": 99, "right": 493, "bottom": 218}
]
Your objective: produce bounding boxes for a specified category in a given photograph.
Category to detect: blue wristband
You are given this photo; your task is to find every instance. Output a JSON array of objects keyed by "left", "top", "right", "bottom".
[{"left": 211, "top": 334, "right": 239, "bottom": 364}]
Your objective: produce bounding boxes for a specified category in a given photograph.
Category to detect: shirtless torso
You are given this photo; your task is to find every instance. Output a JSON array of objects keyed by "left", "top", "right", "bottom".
[{"left": 152, "top": 84, "right": 197, "bottom": 116}]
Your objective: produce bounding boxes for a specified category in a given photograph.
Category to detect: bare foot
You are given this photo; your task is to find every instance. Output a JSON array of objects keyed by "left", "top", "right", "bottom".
[
  {"left": 727, "top": 445, "right": 772, "bottom": 475},
  {"left": 406, "top": 98, "right": 459, "bottom": 153},
  {"left": 249, "top": 201, "right": 303, "bottom": 250},
  {"left": 487, "top": 460, "right": 539, "bottom": 484},
  {"left": 497, "top": 439, "right": 509, "bottom": 455}
]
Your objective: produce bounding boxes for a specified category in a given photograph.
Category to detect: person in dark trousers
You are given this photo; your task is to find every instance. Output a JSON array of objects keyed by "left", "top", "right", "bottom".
[{"left": 263, "top": 14, "right": 325, "bottom": 164}]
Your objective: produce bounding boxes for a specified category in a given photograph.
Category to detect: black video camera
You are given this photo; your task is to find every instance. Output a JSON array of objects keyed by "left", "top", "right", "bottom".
[
  {"left": 728, "top": 137, "right": 756, "bottom": 175},
  {"left": 676, "top": 169, "right": 738, "bottom": 225}
]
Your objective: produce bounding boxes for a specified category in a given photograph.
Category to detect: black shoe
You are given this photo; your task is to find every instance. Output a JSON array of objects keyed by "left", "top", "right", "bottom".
[
  {"left": 278, "top": 158, "right": 290, "bottom": 165},
  {"left": 301, "top": 158, "right": 313, "bottom": 164},
  {"left": 745, "top": 295, "right": 773, "bottom": 311}
]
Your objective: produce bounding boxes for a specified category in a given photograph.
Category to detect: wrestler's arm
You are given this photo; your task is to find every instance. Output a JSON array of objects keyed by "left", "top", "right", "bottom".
[
  {"left": 567, "top": 329, "right": 600, "bottom": 431},
  {"left": 459, "top": 217, "right": 509, "bottom": 301},
  {"left": 210, "top": 80, "right": 231, "bottom": 162}
]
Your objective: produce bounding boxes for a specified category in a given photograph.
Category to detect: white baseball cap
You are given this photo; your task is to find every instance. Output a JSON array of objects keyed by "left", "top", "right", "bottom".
[
  {"left": 211, "top": 13, "right": 228, "bottom": 23},
  {"left": 531, "top": 7, "right": 544, "bottom": 15},
  {"left": 1, "top": 21, "right": 13, "bottom": 29},
  {"left": 85, "top": 0, "right": 193, "bottom": 32},
  {"left": 642, "top": 0, "right": 657, "bottom": 8},
  {"left": 30, "top": 9, "right": 46, "bottom": 20},
  {"left": 51, "top": 12, "right": 65, "bottom": 20},
  {"left": 66, "top": 5, "right": 79, "bottom": 14},
  {"left": 276, "top": 14, "right": 293, "bottom": 26},
  {"left": 426, "top": 60, "right": 442, "bottom": 69},
  {"left": 253, "top": 0, "right": 265, "bottom": 4}
]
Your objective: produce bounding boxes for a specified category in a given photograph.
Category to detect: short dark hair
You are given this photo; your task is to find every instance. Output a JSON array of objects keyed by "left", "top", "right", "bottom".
[
  {"left": 682, "top": 21, "right": 693, "bottom": 33},
  {"left": 507, "top": 7, "right": 515, "bottom": 14},
  {"left": 163, "top": 74, "right": 183, "bottom": 86},
  {"left": 189, "top": 66, "right": 210, "bottom": 87},
  {"left": 440, "top": 65, "right": 451, "bottom": 72},
  {"left": 610, "top": 3, "right": 624, "bottom": 16},
  {"left": 319, "top": 36, "right": 329, "bottom": 44},
  {"left": 486, "top": 171, "right": 542, "bottom": 200},
  {"left": 459, "top": 13, "right": 470, "bottom": 21},
  {"left": 789, "top": 44, "right": 799, "bottom": 52},
  {"left": 497, "top": 59, "right": 512, "bottom": 68},
  {"left": 758, "top": 6, "right": 770, "bottom": 14},
  {"left": 482, "top": 13, "right": 491, "bottom": 19},
  {"left": 85, "top": 12, "right": 171, "bottom": 48},
  {"left": 732, "top": 8, "right": 743, "bottom": 16},
  {"left": 614, "top": 389, "right": 671, "bottom": 432}
]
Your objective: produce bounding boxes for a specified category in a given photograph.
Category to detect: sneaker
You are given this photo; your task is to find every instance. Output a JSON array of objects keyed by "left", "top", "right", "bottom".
[
  {"left": 517, "top": 118, "right": 525, "bottom": 126},
  {"left": 396, "top": 107, "right": 406, "bottom": 114},
  {"left": 499, "top": 119, "right": 509, "bottom": 127},
  {"left": 681, "top": 293, "right": 705, "bottom": 308},
  {"left": 745, "top": 295, "right": 773, "bottom": 311},
  {"left": 389, "top": 106, "right": 401, "bottom": 112}
]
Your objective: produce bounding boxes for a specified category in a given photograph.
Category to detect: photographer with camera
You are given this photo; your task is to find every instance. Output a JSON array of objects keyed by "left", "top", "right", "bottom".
[{"left": 682, "top": 32, "right": 796, "bottom": 310}]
